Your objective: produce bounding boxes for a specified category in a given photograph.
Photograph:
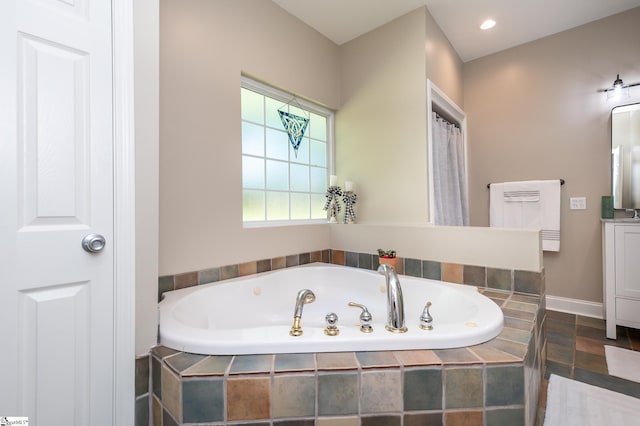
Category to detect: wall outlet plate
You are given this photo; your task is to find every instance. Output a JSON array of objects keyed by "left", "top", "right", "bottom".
[{"left": 570, "top": 197, "right": 587, "bottom": 210}]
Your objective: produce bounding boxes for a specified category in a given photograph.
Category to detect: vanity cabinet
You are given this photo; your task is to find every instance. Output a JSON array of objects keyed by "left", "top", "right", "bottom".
[{"left": 602, "top": 220, "right": 640, "bottom": 339}]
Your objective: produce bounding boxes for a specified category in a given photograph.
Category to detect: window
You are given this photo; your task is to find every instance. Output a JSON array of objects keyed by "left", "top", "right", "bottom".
[{"left": 241, "top": 76, "right": 333, "bottom": 225}]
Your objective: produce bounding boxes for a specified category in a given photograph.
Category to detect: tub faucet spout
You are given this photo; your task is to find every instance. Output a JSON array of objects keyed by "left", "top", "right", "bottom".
[
  {"left": 377, "top": 264, "right": 407, "bottom": 333},
  {"left": 290, "top": 289, "right": 316, "bottom": 336}
]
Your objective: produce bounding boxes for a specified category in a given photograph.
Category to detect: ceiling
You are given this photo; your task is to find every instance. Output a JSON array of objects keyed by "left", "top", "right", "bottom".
[{"left": 272, "top": 0, "right": 640, "bottom": 62}]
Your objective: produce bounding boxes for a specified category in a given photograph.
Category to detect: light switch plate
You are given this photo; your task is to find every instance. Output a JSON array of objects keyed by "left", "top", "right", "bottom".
[{"left": 570, "top": 197, "right": 587, "bottom": 210}]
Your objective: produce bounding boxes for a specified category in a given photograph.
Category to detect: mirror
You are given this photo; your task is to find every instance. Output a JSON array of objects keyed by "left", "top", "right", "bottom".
[{"left": 612, "top": 103, "right": 640, "bottom": 209}]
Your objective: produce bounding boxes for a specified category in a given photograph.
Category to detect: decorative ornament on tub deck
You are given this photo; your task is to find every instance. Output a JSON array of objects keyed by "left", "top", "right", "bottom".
[
  {"left": 342, "top": 180, "right": 357, "bottom": 224},
  {"left": 377, "top": 249, "right": 397, "bottom": 269},
  {"left": 324, "top": 175, "right": 342, "bottom": 223}
]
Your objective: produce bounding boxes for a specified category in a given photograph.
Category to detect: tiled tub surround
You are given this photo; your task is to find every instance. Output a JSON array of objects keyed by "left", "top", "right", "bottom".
[
  {"left": 150, "top": 291, "right": 544, "bottom": 426},
  {"left": 136, "top": 354, "right": 151, "bottom": 426},
  {"left": 149, "top": 250, "right": 546, "bottom": 426},
  {"left": 157, "top": 249, "right": 544, "bottom": 301}
]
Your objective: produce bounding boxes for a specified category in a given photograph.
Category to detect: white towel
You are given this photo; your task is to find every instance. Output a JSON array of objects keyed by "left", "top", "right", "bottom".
[
  {"left": 544, "top": 374, "right": 640, "bottom": 426},
  {"left": 490, "top": 180, "right": 561, "bottom": 251}
]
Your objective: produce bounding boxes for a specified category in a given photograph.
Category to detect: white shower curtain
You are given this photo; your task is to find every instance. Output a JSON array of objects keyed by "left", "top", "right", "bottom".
[{"left": 432, "top": 112, "right": 469, "bottom": 226}]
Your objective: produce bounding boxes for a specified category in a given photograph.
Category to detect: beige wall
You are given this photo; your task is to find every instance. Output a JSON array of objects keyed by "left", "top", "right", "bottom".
[
  {"left": 334, "top": 6, "right": 464, "bottom": 224},
  {"left": 336, "top": 8, "right": 429, "bottom": 224},
  {"left": 464, "top": 8, "right": 640, "bottom": 303},
  {"left": 424, "top": 9, "right": 464, "bottom": 108},
  {"left": 331, "top": 225, "right": 542, "bottom": 272},
  {"left": 159, "top": 0, "right": 339, "bottom": 275}
]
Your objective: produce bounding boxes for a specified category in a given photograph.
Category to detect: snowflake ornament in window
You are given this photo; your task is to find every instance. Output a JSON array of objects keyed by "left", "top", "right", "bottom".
[{"left": 278, "top": 109, "right": 309, "bottom": 158}]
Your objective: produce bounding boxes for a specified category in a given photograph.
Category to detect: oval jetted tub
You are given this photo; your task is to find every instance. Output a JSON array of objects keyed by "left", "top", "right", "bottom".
[{"left": 159, "top": 263, "right": 504, "bottom": 355}]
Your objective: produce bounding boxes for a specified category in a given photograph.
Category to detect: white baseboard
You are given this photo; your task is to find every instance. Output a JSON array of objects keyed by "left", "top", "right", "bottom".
[{"left": 545, "top": 295, "right": 603, "bottom": 319}]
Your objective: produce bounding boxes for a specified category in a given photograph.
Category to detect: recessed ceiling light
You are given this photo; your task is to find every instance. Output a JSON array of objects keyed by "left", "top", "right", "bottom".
[{"left": 480, "top": 19, "right": 496, "bottom": 30}]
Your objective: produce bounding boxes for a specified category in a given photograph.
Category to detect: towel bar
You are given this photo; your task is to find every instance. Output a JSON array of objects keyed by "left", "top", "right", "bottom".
[{"left": 487, "top": 179, "right": 564, "bottom": 189}]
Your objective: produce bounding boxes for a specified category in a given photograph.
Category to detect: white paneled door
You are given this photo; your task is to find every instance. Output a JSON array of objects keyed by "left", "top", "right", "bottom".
[{"left": 0, "top": 0, "right": 116, "bottom": 424}]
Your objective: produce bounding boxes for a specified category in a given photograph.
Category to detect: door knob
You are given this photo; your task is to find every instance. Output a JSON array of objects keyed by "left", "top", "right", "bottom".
[{"left": 82, "top": 234, "right": 106, "bottom": 253}]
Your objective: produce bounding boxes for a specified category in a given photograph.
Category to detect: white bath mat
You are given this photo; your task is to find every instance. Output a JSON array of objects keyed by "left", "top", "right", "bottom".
[
  {"left": 605, "top": 345, "right": 640, "bottom": 383},
  {"left": 544, "top": 374, "right": 640, "bottom": 426}
]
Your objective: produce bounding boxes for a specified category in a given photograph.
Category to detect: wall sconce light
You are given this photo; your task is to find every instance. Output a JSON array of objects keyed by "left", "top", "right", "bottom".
[{"left": 605, "top": 74, "right": 639, "bottom": 100}]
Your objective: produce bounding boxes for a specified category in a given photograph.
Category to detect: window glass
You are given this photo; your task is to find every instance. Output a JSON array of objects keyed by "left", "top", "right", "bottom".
[
  {"left": 242, "top": 122, "right": 264, "bottom": 156},
  {"left": 310, "top": 194, "right": 327, "bottom": 219},
  {"left": 266, "top": 128, "right": 289, "bottom": 160},
  {"left": 242, "top": 156, "right": 264, "bottom": 189},
  {"left": 290, "top": 164, "right": 309, "bottom": 192},
  {"left": 241, "top": 77, "right": 333, "bottom": 225},
  {"left": 309, "top": 112, "right": 327, "bottom": 141},
  {"left": 310, "top": 166, "right": 327, "bottom": 193},
  {"left": 291, "top": 193, "right": 310, "bottom": 220},
  {"left": 265, "top": 97, "right": 283, "bottom": 129},
  {"left": 266, "top": 191, "right": 289, "bottom": 221},
  {"left": 243, "top": 190, "right": 265, "bottom": 221},
  {"left": 266, "top": 159, "right": 289, "bottom": 191},
  {"left": 291, "top": 136, "right": 310, "bottom": 164},
  {"left": 241, "top": 89, "right": 264, "bottom": 124},
  {"left": 310, "top": 140, "right": 326, "bottom": 167}
]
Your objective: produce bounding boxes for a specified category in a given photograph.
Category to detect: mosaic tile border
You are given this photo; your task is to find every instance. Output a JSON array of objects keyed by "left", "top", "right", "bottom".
[{"left": 158, "top": 249, "right": 545, "bottom": 302}]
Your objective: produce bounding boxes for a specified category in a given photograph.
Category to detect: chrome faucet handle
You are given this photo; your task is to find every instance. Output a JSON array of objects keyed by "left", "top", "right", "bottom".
[
  {"left": 324, "top": 312, "right": 339, "bottom": 336},
  {"left": 625, "top": 208, "right": 640, "bottom": 219},
  {"left": 348, "top": 302, "right": 373, "bottom": 333},
  {"left": 419, "top": 301, "right": 433, "bottom": 330}
]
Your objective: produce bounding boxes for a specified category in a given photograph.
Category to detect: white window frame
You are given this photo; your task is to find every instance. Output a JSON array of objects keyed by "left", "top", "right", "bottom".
[{"left": 241, "top": 75, "right": 335, "bottom": 227}]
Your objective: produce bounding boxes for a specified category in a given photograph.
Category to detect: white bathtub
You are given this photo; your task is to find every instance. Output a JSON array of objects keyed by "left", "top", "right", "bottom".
[{"left": 159, "top": 263, "right": 504, "bottom": 355}]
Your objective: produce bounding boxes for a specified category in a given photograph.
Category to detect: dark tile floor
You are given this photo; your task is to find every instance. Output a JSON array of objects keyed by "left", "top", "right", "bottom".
[{"left": 538, "top": 310, "right": 640, "bottom": 424}]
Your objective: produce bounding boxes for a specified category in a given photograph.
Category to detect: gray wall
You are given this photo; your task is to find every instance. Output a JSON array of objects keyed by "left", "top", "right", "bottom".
[{"left": 464, "top": 7, "right": 640, "bottom": 303}]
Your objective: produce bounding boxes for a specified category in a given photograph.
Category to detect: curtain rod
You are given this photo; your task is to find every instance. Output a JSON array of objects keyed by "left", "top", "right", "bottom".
[
  {"left": 433, "top": 112, "right": 459, "bottom": 128},
  {"left": 486, "top": 179, "right": 565, "bottom": 188}
]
